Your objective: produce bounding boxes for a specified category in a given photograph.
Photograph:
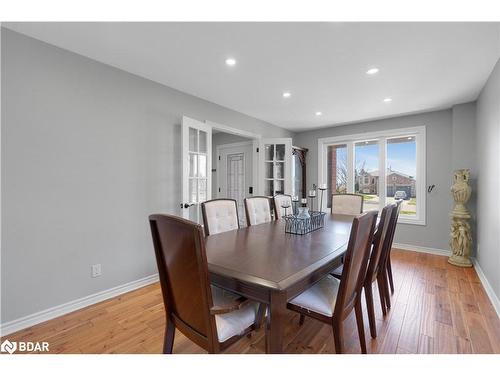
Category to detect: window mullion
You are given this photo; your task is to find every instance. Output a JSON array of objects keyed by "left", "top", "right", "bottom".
[
  {"left": 347, "top": 142, "right": 354, "bottom": 193},
  {"left": 378, "top": 137, "right": 387, "bottom": 212}
]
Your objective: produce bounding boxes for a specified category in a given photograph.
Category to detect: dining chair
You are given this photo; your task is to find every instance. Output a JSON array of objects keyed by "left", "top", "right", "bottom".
[
  {"left": 201, "top": 198, "right": 240, "bottom": 236},
  {"left": 201, "top": 198, "right": 268, "bottom": 328},
  {"left": 273, "top": 194, "right": 293, "bottom": 219},
  {"left": 244, "top": 196, "right": 273, "bottom": 226},
  {"left": 149, "top": 214, "right": 260, "bottom": 353},
  {"left": 385, "top": 199, "right": 402, "bottom": 297},
  {"left": 331, "top": 193, "right": 364, "bottom": 215},
  {"left": 287, "top": 210, "right": 378, "bottom": 354},
  {"left": 331, "top": 203, "right": 395, "bottom": 338}
]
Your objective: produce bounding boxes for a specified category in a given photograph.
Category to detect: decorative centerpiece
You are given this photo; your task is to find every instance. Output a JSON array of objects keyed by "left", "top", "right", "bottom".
[
  {"left": 283, "top": 185, "right": 326, "bottom": 235},
  {"left": 448, "top": 169, "right": 473, "bottom": 267}
]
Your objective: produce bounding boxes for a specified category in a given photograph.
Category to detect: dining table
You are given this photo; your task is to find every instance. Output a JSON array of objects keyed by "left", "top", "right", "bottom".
[{"left": 205, "top": 213, "right": 356, "bottom": 354}]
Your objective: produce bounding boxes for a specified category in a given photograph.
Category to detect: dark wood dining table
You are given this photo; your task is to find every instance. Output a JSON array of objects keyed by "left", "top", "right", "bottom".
[{"left": 205, "top": 213, "right": 355, "bottom": 353}]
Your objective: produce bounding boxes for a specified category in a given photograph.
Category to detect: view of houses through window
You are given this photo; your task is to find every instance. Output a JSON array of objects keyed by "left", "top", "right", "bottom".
[
  {"left": 355, "top": 140, "right": 380, "bottom": 212},
  {"left": 326, "top": 133, "right": 418, "bottom": 219}
]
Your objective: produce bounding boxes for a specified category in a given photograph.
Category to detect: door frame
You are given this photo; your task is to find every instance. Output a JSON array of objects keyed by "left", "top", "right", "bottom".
[
  {"left": 206, "top": 120, "right": 261, "bottom": 195},
  {"left": 215, "top": 141, "right": 253, "bottom": 199}
]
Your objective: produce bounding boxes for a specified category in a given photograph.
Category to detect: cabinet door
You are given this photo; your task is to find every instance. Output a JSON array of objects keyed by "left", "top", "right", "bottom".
[{"left": 259, "top": 138, "right": 292, "bottom": 196}]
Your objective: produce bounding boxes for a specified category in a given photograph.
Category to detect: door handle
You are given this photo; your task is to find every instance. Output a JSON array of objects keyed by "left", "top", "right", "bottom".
[{"left": 181, "top": 203, "right": 195, "bottom": 209}]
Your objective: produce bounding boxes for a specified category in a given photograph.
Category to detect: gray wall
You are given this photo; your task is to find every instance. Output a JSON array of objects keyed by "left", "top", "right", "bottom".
[
  {"left": 0, "top": 29, "right": 291, "bottom": 323},
  {"left": 452, "top": 102, "right": 477, "bottom": 254},
  {"left": 294, "top": 108, "right": 476, "bottom": 251},
  {"left": 476, "top": 57, "right": 500, "bottom": 300}
]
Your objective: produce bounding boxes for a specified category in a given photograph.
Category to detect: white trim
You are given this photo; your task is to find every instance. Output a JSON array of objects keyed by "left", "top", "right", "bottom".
[
  {"left": 216, "top": 141, "right": 253, "bottom": 153},
  {"left": 0, "top": 274, "right": 159, "bottom": 337},
  {"left": 472, "top": 258, "right": 500, "bottom": 318},
  {"left": 318, "top": 125, "right": 426, "bottom": 225},
  {"left": 206, "top": 120, "right": 261, "bottom": 140},
  {"left": 393, "top": 242, "right": 451, "bottom": 256}
]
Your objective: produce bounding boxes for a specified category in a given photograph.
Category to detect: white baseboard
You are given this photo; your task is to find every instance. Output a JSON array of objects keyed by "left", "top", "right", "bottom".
[
  {"left": 393, "top": 242, "right": 451, "bottom": 257},
  {"left": 0, "top": 273, "right": 159, "bottom": 337},
  {"left": 471, "top": 258, "right": 500, "bottom": 319}
]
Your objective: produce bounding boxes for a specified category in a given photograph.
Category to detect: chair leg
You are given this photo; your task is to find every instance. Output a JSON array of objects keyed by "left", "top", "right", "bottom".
[
  {"left": 299, "top": 314, "right": 305, "bottom": 326},
  {"left": 387, "top": 255, "right": 395, "bottom": 294},
  {"left": 382, "top": 270, "right": 392, "bottom": 310},
  {"left": 255, "top": 303, "right": 267, "bottom": 330},
  {"left": 332, "top": 320, "right": 343, "bottom": 354},
  {"left": 376, "top": 276, "right": 387, "bottom": 316},
  {"left": 354, "top": 299, "right": 367, "bottom": 354},
  {"left": 364, "top": 284, "right": 377, "bottom": 338},
  {"left": 163, "top": 316, "right": 175, "bottom": 354}
]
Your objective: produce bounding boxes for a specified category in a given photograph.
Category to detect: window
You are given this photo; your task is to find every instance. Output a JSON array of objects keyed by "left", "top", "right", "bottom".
[
  {"left": 386, "top": 136, "right": 417, "bottom": 217},
  {"left": 355, "top": 140, "right": 379, "bottom": 212},
  {"left": 319, "top": 126, "right": 426, "bottom": 225},
  {"left": 326, "top": 144, "right": 347, "bottom": 207}
]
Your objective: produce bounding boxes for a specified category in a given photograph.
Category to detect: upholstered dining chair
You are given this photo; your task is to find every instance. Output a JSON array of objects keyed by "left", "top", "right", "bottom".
[
  {"left": 287, "top": 210, "right": 378, "bottom": 354},
  {"left": 331, "top": 193, "right": 364, "bottom": 215},
  {"left": 331, "top": 203, "right": 396, "bottom": 338},
  {"left": 244, "top": 196, "right": 273, "bottom": 226},
  {"left": 201, "top": 199, "right": 240, "bottom": 236},
  {"left": 273, "top": 194, "right": 293, "bottom": 220},
  {"left": 149, "top": 214, "right": 260, "bottom": 353}
]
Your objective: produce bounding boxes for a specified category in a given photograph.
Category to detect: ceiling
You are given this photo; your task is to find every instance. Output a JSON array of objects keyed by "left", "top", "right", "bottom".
[{"left": 4, "top": 22, "right": 500, "bottom": 132}]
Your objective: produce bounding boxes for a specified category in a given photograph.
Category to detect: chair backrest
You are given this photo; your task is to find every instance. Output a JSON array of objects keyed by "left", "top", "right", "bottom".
[
  {"left": 364, "top": 203, "right": 396, "bottom": 284},
  {"left": 379, "top": 199, "right": 402, "bottom": 270},
  {"left": 201, "top": 199, "right": 240, "bottom": 236},
  {"left": 244, "top": 196, "right": 273, "bottom": 226},
  {"left": 273, "top": 194, "right": 292, "bottom": 219},
  {"left": 149, "top": 214, "right": 216, "bottom": 349},
  {"left": 331, "top": 193, "right": 364, "bottom": 215},
  {"left": 334, "top": 211, "right": 378, "bottom": 320}
]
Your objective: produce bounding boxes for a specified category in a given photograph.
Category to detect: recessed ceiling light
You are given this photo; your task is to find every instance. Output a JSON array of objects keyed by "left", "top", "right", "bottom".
[
  {"left": 315, "top": 111, "right": 322, "bottom": 116},
  {"left": 407, "top": 137, "right": 413, "bottom": 140},
  {"left": 366, "top": 68, "right": 379, "bottom": 75},
  {"left": 383, "top": 97, "right": 392, "bottom": 103},
  {"left": 225, "top": 58, "right": 236, "bottom": 66},
  {"left": 282, "top": 92, "right": 291, "bottom": 98}
]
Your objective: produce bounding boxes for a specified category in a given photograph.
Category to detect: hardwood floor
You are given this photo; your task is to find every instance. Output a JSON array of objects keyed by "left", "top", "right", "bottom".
[{"left": 4, "top": 249, "right": 500, "bottom": 354}]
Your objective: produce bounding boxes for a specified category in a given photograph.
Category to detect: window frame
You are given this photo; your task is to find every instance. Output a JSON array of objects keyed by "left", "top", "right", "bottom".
[{"left": 318, "top": 126, "right": 426, "bottom": 225}]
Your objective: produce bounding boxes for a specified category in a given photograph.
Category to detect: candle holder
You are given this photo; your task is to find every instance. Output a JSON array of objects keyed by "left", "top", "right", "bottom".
[
  {"left": 281, "top": 201, "right": 291, "bottom": 217},
  {"left": 292, "top": 196, "right": 299, "bottom": 215},
  {"left": 301, "top": 198, "right": 307, "bottom": 207},
  {"left": 318, "top": 184, "right": 327, "bottom": 213},
  {"left": 308, "top": 185, "right": 317, "bottom": 211}
]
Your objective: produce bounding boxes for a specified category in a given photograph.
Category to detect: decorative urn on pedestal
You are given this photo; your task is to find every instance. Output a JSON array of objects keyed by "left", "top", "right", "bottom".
[{"left": 448, "top": 169, "right": 473, "bottom": 267}]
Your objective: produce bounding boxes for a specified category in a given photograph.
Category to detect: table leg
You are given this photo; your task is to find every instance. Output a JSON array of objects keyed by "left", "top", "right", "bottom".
[{"left": 266, "top": 290, "right": 287, "bottom": 354}]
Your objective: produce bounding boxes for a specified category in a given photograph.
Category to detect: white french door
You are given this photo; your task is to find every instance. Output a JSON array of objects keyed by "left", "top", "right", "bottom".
[
  {"left": 181, "top": 116, "right": 212, "bottom": 223},
  {"left": 259, "top": 138, "right": 293, "bottom": 196}
]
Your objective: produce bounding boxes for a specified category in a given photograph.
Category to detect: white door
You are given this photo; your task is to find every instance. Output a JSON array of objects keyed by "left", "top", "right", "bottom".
[
  {"left": 217, "top": 142, "right": 253, "bottom": 226},
  {"left": 181, "top": 116, "right": 212, "bottom": 223},
  {"left": 259, "top": 138, "right": 293, "bottom": 196}
]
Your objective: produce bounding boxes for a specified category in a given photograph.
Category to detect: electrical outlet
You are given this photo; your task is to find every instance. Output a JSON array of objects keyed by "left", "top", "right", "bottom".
[{"left": 91, "top": 264, "right": 102, "bottom": 278}]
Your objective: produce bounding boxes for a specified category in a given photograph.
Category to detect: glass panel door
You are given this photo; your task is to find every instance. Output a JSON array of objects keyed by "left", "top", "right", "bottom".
[{"left": 181, "top": 116, "right": 211, "bottom": 223}]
